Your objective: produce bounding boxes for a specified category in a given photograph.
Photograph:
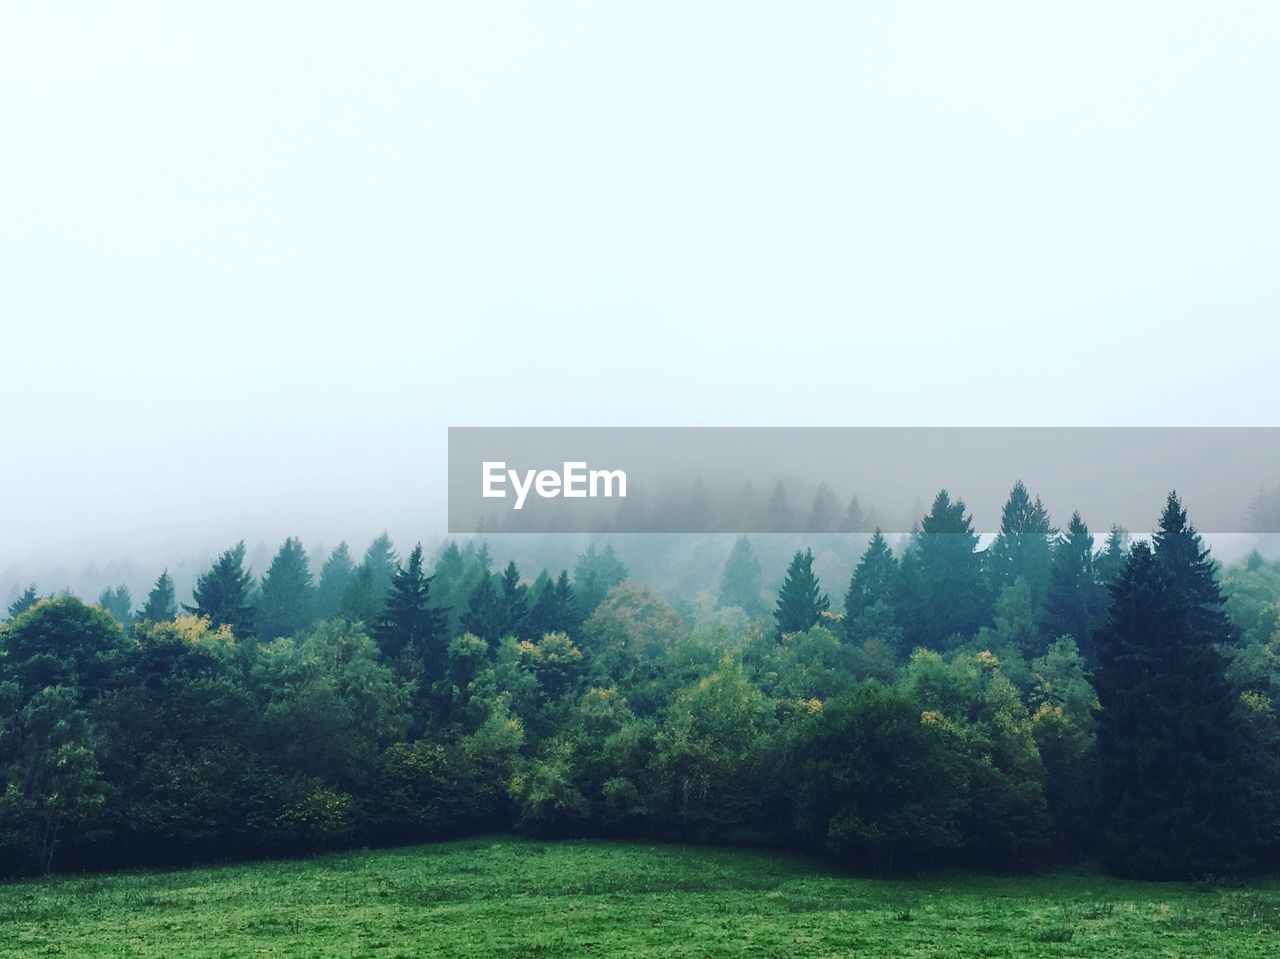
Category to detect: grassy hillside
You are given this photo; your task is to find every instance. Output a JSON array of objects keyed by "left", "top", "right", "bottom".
[{"left": 2, "top": 838, "right": 1279, "bottom": 958}]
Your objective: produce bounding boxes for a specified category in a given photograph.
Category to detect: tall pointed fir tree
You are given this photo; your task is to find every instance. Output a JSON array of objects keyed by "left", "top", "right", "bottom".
[
  {"left": 1093, "top": 525, "right": 1130, "bottom": 591},
  {"left": 460, "top": 572, "right": 504, "bottom": 642},
  {"left": 717, "top": 536, "right": 764, "bottom": 616},
  {"left": 498, "top": 560, "right": 529, "bottom": 639},
  {"left": 805, "top": 482, "right": 840, "bottom": 534},
  {"left": 842, "top": 529, "right": 898, "bottom": 643},
  {"left": 315, "top": 542, "right": 356, "bottom": 620},
  {"left": 764, "top": 482, "right": 795, "bottom": 533},
  {"left": 897, "top": 491, "right": 990, "bottom": 648},
  {"left": 985, "top": 480, "right": 1056, "bottom": 605},
  {"left": 138, "top": 570, "right": 177, "bottom": 622},
  {"left": 97, "top": 585, "right": 132, "bottom": 630},
  {"left": 774, "top": 548, "right": 829, "bottom": 638},
  {"left": 341, "top": 533, "right": 398, "bottom": 624},
  {"left": 7, "top": 584, "right": 40, "bottom": 620},
  {"left": 573, "top": 544, "right": 629, "bottom": 616},
  {"left": 256, "top": 537, "right": 316, "bottom": 639},
  {"left": 1043, "top": 512, "right": 1100, "bottom": 661},
  {"left": 186, "top": 541, "right": 256, "bottom": 637},
  {"left": 1094, "top": 494, "right": 1251, "bottom": 878},
  {"left": 376, "top": 543, "right": 448, "bottom": 678}
]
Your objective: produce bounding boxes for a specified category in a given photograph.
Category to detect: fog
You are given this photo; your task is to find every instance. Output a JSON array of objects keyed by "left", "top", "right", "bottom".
[{"left": 2, "top": 3, "right": 1278, "bottom": 596}]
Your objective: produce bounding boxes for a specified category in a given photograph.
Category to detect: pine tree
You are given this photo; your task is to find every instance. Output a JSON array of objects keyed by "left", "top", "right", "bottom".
[
  {"left": 256, "top": 537, "right": 316, "bottom": 639},
  {"left": 138, "top": 570, "right": 177, "bottom": 622},
  {"left": 7, "top": 584, "right": 39, "bottom": 620},
  {"left": 986, "top": 481, "right": 1056, "bottom": 604},
  {"left": 340, "top": 533, "right": 398, "bottom": 623},
  {"left": 764, "top": 482, "right": 794, "bottom": 533},
  {"left": 717, "top": 536, "right": 763, "bottom": 616},
  {"left": 498, "top": 560, "right": 529, "bottom": 639},
  {"left": 840, "top": 495, "right": 870, "bottom": 534},
  {"left": 1093, "top": 525, "right": 1130, "bottom": 590},
  {"left": 315, "top": 542, "right": 356, "bottom": 619},
  {"left": 842, "top": 529, "right": 897, "bottom": 642},
  {"left": 1094, "top": 525, "right": 1250, "bottom": 878},
  {"left": 186, "top": 542, "right": 255, "bottom": 636},
  {"left": 897, "top": 491, "right": 991, "bottom": 648},
  {"left": 1043, "top": 512, "right": 1100, "bottom": 660},
  {"left": 460, "top": 573, "right": 504, "bottom": 642},
  {"left": 774, "top": 548, "right": 829, "bottom": 638},
  {"left": 573, "top": 544, "right": 629, "bottom": 615},
  {"left": 526, "top": 569, "right": 579, "bottom": 638},
  {"left": 96, "top": 585, "right": 132, "bottom": 630},
  {"left": 376, "top": 543, "right": 448, "bottom": 676},
  {"left": 805, "top": 483, "right": 840, "bottom": 534}
]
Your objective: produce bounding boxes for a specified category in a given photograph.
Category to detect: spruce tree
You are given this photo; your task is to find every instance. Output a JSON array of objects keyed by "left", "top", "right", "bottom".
[
  {"left": 256, "top": 537, "right": 316, "bottom": 639},
  {"left": 840, "top": 495, "right": 870, "bottom": 534},
  {"left": 340, "top": 533, "right": 398, "bottom": 623},
  {"left": 842, "top": 529, "right": 898, "bottom": 642},
  {"left": 717, "top": 536, "right": 763, "bottom": 616},
  {"left": 138, "top": 570, "right": 177, "bottom": 622},
  {"left": 774, "top": 548, "right": 829, "bottom": 638},
  {"left": 763, "top": 482, "right": 794, "bottom": 533},
  {"left": 573, "top": 544, "right": 629, "bottom": 615},
  {"left": 97, "top": 585, "right": 133, "bottom": 630},
  {"left": 805, "top": 483, "right": 840, "bottom": 534},
  {"left": 897, "top": 491, "right": 990, "bottom": 647},
  {"left": 498, "top": 560, "right": 529, "bottom": 638},
  {"left": 986, "top": 480, "right": 1055, "bottom": 604},
  {"left": 460, "top": 573, "right": 504, "bottom": 642},
  {"left": 376, "top": 543, "right": 448, "bottom": 676},
  {"left": 1093, "top": 525, "right": 1130, "bottom": 590},
  {"left": 7, "top": 584, "right": 39, "bottom": 620},
  {"left": 1094, "top": 527, "right": 1249, "bottom": 878},
  {"left": 1043, "top": 512, "right": 1100, "bottom": 660},
  {"left": 186, "top": 542, "right": 256, "bottom": 636},
  {"left": 315, "top": 542, "right": 356, "bottom": 619}
]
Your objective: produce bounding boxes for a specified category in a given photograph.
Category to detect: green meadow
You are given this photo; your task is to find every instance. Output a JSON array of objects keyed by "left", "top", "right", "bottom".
[{"left": 3, "top": 838, "right": 1279, "bottom": 958}]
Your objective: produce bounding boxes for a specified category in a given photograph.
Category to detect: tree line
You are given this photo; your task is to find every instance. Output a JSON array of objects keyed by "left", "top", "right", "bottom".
[{"left": 3, "top": 483, "right": 1280, "bottom": 880}]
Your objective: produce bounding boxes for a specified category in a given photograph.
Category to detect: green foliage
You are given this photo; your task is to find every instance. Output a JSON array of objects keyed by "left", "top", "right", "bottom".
[
  {"left": 315, "top": 542, "right": 356, "bottom": 620},
  {"left": 898, "top": 491, "right": 991, "bottom": 648},
  {"left": 137, "top": 570, "right": 177, "bottom": 623},
  {"left": 717, "top": 536, "right": 764, "bottom": 616},
  {"left": 774, "top": 548, "right": 829, "bottom": 639},
  {"left": 843, "top": 530, "right": 898, "bottom": 643},
  {"left": 187, "top": 541, "right": 256, "bottom": 637},
  {"left": 1095, "top": 501, "right": 1253, "bottom": 878},
  {"left": 256, "top": 537, "right": 316, "bottom": 640}
]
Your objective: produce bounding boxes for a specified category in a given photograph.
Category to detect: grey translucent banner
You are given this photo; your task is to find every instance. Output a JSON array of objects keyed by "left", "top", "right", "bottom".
[{"left": 448, "top": 427, "right": 1280, "bottom": 535}]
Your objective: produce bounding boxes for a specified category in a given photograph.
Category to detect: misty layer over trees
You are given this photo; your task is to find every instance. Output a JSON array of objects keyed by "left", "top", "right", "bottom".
[{"left": 4, "top": 484, "right": 1280, "bottom": 880}]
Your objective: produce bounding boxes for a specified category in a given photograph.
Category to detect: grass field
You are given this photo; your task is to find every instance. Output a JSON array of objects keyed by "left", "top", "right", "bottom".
[{"left": 2, "top": 838, "right": 1279, "bottom": 958}]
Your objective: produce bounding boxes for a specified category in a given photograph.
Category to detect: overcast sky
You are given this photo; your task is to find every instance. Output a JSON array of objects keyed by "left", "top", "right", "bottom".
[{"left": 2, "top": 2, "right": 1278, "bottom": 577}]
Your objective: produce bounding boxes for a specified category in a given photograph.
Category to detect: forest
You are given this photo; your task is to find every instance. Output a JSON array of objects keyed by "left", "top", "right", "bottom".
[{"left": 3, "top": 482, "right": 1280, "bottom": 882}]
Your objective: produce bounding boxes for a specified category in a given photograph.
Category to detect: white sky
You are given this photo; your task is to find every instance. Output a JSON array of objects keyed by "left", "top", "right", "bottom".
[{"left": 1, "top": 2, "right": 1278, "bottom": 574}]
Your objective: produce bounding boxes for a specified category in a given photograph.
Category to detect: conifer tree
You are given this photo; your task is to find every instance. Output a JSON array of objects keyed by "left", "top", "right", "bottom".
[
  {"left": 1043, "top": 512, "right": 1100, "bottom": 660},
  {"left": 1094, "top": 523, "right": 1250, "bottom": 878},
  {"left": 573, "top": 544, "right": 629, "bottom": 615},
  {"left": 1093, "top": 525, "right": 1130, "bottom": 590},
  {"left": 498, "top": 560, "right": 529, "bottom": 639},
  {"left": 804, "top": 482, "right": 840, "bottom": 534},
  {"left": 340, "top": 533, "right": 398, "bottom": 623},
  {"left": 840, "top": 495, "right": 870, "bottom": 534},
  {"left": 376, "top": 543, "right": 448, "bottom": 676},
  {"left": 186, "top": 542, "right": 256, "bottom": 637},
  {"left": 717, "top": 536, "right": 764, "bottom": 616},
  {"left": 6, "top": 584, "right": 39, "bottom": 620},
  {"left": 256, "top": 537, "right": 316, "bottom": 639},
  {"left": 97, "top": 585, "right": 132, "bottom": 630},
  {"left": 315, "top": 542, "right": 356, "bottom": 619},
  {"left": 897, "top": 491, "right": 990, "bottom": 647},
  {"left": 986, "top": 481, "right": 1056, "bottom": 604},
  {"left": 138, "top": 570, "right": 177, "bottom": 622},
  {"left": 460, "top": 573, "right": 504, "bottom": 642},
  {"left": 763, "top": 482, "right": 794, "bottom": 533},
  {"left": 774, "top": 548, "right": 829, "bottom": 638},
  {"left": 842, "top": 529, "right": 897, "bottom": 642}
]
